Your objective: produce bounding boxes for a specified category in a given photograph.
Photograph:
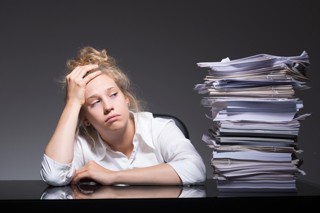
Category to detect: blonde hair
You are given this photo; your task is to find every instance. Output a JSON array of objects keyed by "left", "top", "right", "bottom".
[{"left": 62, "top": 46, "right": 143, "bottom": 144}]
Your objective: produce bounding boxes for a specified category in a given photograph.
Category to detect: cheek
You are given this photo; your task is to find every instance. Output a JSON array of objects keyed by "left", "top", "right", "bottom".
[{"left": 85, "top": 107, "right": 102, "bottom": 120}]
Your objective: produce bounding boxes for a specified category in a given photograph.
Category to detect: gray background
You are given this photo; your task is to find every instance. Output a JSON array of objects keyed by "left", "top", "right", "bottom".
[{"left": 1, "top": 0, "right": 319, "bottom": 186}]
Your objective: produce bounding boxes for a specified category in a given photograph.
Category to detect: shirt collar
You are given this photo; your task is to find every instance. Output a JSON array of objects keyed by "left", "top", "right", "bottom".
[
  {"left": 93, "top": 111, "right": 156, "bottom": 160},
  {"left": 132, "top": 112, "right": 156, "bottom": 150}
]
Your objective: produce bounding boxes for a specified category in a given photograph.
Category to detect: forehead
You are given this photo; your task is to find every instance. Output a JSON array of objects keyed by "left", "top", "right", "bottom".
[{"left": 85, "top": 74, "right": 118, "bottom": 94}]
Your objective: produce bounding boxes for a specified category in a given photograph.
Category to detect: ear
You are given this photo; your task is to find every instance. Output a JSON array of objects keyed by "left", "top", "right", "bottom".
[
  {"left": 83, "top": 118, "right": 91, "bottom": 126},
  {"left": 125, "top": 97, "right": 130, "bottom": 107}
]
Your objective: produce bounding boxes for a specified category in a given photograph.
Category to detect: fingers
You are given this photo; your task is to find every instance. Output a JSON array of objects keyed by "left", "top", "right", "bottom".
[
  {"left": 72, "top": 168, "right": 87, "bottom": 184},
  {"left": 67, "top": 64, "right": 101, "bottom": 84},
  {"left": 72, "top": 172, "right": 84, "bottom": 184},
  {"left": 72, "top": 161, "right": 110, "bottom": 185},
  {"left": 72, "top": 163, "right": 95, "bottom": 184},
  {"left": 65, "top": 64, "right": 102, "bottom": 104},
  {"left": 83, "top": 68, "right": 102, "bottom": 83}
]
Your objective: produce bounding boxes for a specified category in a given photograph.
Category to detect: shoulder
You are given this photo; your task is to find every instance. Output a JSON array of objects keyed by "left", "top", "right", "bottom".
[
  {"left": 133, "top": 111, "right": 173, "bottom": 128},
  {"left": 133, "top": 111, "right": 175, "bottom": 140}
]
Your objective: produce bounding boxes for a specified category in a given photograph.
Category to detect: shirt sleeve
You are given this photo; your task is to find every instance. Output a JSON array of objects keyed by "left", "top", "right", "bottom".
[
  {"left": 40, "top": 137, "right": 88, "bottom": 186},
  {"left": 40, "top": 154, "right": 74, "bottom": 186},
  {"left": 155, "top": 119, "right": 206, "bottom": 185}
]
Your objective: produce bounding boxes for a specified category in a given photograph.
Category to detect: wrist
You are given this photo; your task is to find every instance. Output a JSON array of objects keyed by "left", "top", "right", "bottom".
[
  {"left": 112, "top": 170, "right": 122, "bottom": 185},
  {"left": 65, "top": 99, "right": 83, "bottom": 110}
]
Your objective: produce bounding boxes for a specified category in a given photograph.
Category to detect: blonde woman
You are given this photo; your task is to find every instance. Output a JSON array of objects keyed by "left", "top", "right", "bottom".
[{"left": 40, "top": 46, "right": 206, "bottom": 186}]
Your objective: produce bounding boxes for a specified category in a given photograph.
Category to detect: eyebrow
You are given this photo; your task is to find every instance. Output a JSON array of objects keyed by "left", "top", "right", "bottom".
[{"left": 87, "top": 87, "right": 117, "bottom": 100}]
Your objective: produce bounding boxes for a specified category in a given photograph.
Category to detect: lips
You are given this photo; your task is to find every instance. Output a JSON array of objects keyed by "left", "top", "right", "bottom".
[{"left": 105, "top": 114, "right": 120, "bottom": 123}]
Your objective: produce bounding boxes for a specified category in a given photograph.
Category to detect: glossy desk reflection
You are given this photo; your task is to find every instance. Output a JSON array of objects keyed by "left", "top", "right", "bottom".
[
  {"left": 1, "top": 179, "right": 320, "bottom": 210},
  {"left": 41, "top": 181, "right": 206, "bottom": 199}
]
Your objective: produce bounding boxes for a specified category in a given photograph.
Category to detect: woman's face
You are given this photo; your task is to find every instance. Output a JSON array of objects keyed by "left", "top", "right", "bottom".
[{"left": 83, "top": 74, "right": 130, "bottom": 133}]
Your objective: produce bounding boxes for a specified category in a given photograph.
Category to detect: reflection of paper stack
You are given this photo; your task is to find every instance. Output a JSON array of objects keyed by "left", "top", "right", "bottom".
[{"left": 195, "top": 51, "right": 311, "bottom": 193}]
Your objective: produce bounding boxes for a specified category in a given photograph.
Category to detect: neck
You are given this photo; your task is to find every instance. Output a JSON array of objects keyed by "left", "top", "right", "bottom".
[{"left": 101, "top": 115, "right": 135, "bottom": 158}]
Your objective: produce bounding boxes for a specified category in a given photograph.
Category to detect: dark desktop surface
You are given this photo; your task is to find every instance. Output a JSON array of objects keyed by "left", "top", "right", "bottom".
[{"left": 0, "top": 179, "right": 319, "bottom": 210}]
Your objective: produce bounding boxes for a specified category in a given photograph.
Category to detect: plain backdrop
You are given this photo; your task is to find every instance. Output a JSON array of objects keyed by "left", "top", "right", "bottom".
[{"left": 0, "top": 0, "right": 319, "bottom": 186}]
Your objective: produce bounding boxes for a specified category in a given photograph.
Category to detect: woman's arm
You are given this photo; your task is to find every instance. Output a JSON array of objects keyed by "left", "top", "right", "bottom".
[
  {"left": 40, "top": 65, "right": 101, "bottom": 186},
  {"left": 156, "top": 119, "right": 207, "bottom": 185},
  {"left": 44, "top": 64, "right": 101, "bottom": 164},
  {"left": 71, "top": 161, "right": 181, "bottom": 185},
  {"left": 44, "top": 101, "right": 82, "bottom": 163},
  {"left": 71, "top": 119, "right": 206, "bottom": 186}
]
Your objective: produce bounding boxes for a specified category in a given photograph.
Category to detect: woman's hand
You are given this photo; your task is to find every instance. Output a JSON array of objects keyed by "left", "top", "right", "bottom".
[
  {"left": 72, "top": 161, "right": 182, "bottom": 186},
  {"left": 72, "top": 161, "right": 116, "bottom": 185},
  {"left": 66, "top": 64, "right": 101, "bottom": 106}
]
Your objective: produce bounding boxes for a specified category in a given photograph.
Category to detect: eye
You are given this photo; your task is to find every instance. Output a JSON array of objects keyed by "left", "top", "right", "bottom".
[
  {"left": 110, "top": 92, "right": 118, "bottom": 97},
  {"left": 90, "top": 99, "right": 101, "bottom": 107}
]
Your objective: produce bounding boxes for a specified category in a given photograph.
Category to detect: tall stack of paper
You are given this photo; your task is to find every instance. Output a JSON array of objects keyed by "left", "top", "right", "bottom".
[{"left": 194, "top": 51, "right": 311, "bottom": 195}]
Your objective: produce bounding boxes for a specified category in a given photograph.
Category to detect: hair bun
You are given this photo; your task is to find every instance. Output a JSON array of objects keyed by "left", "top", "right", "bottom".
[{"left": 67, "top": 46, "right": 115, "bottom": 72}]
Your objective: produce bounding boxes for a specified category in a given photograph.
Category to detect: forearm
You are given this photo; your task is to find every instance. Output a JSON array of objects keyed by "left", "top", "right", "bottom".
[
  {"left": 113, "top": 164, "right": 182, "bottom": 185},
  {"left": 45, "top": 101, "right": 82, "bottom": 164}
]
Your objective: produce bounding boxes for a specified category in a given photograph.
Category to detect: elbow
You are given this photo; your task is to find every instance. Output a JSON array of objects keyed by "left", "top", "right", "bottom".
[
  {"left": 40, "top": 168, "right": 72, "bottom": 187},
  {"left": 40, "top": 154, "right": 73, "bottom": 186},
  {"left": 189, "top": 160, "right": 207, "bottom": 185},
  {"left": 187, "top": 155, "right": 207, "bottom": 184},
  {"left": 172, "top": 157, "right": 207, "bottom": 185}
]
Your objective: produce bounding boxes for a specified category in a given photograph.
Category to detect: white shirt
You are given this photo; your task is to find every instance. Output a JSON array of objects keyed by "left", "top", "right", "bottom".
[{"left": 40, "top": 112, "right": 206, "bottom": 186}]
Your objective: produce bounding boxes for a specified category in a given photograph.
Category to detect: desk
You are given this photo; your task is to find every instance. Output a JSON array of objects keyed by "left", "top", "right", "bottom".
[{"left": 0, "top": 179, "right": 319, "bottom": 210}]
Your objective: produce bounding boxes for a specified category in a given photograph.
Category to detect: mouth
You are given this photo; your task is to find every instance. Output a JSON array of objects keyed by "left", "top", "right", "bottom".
[{"left": 105, "top": 114, "right": 120, "bottom": 123}]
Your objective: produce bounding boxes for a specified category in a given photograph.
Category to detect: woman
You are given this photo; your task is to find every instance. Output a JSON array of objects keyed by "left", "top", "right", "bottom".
[{"left": 40, "top": 46, "right": 206, "bottom": 186}]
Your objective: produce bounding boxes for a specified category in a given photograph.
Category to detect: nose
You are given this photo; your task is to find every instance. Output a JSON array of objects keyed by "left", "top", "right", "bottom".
[{"left": 103, "top": 103, "right": 113, "bottom": 115}]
